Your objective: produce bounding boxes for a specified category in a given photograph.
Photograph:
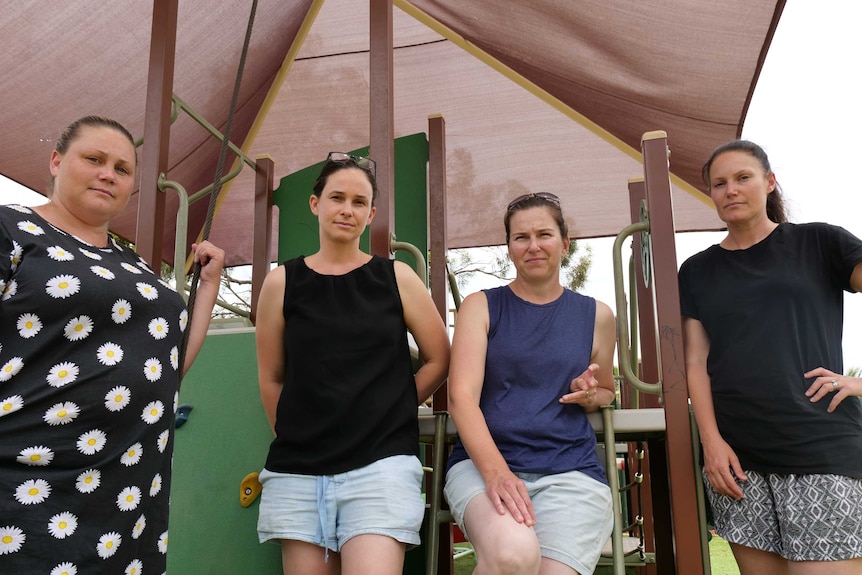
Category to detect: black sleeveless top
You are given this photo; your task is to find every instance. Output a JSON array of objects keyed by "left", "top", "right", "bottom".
[{"left": 264, "top": 255, "right": 419, "bottom": 475}]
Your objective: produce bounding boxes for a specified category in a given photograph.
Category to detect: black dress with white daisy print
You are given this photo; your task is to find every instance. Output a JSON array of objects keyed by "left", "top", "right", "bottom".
[{"left": 0, "top": 205, "right": 186, "bottom": 574}]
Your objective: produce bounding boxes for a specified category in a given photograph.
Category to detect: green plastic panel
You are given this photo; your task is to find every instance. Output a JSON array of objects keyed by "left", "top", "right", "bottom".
[{"left": 167, "top": 329, "right": 282, "bottom": 572}]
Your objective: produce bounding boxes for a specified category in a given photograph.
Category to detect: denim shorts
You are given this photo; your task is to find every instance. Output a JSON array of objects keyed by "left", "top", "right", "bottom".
[
  {"left": 257, "top": 455, "right": 425, "bottom": 553},
  {"left": 444, "top": 459, "right": 614, "bottom": 574},
  {"left": 705, "top": 469, "right": 862, "bottom": 560}
]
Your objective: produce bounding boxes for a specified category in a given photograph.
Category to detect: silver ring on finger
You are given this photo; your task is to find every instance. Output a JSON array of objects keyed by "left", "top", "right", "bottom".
[{"left": 832, "top": 379, "right": 839, "bottom": 391}]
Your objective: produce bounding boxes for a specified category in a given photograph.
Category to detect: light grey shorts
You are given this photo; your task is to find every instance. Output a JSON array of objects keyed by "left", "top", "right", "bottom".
[
  {"left": 257, "top": 455, "right": 425, "bottom": 553},
  {"left": 705, "top": 469, "right": 862, "bottom": 561},
  {"left": 444, "top": 459, "right": 614, "bottom": 574}
]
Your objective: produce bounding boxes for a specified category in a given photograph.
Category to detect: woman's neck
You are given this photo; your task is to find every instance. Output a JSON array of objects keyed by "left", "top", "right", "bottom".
[
  {"left": 306, "top": 242, "right": 371, "bottom": 275},
  {"left": 722, "top": 218, "right": 779, "bottom": 250},
  {"left": 32, "top": 202, "right": 110, "bottom": 247},
  {"left": 508, "top": 275, "right": 565, "bottom": 304}
]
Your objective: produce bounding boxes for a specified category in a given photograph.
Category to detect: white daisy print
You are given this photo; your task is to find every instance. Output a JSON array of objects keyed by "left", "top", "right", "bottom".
[
  {"left": 170, "top": 346, "right": 179, "bottom": 370},
  {"left": 76, "top": 429, "right": 107, "bottom": 455},
  {"left": 121, "top": 443, "right": 143, "bottom": 466},
  {"left": 0, "top": 395, "right": 24, "bottom": 418},
  {"left": 97, "top": 342, "right": 124, "bottom": 366},
  {"left": 46, "top": 274, "right": 80, "bottom": 299},
  {"left": 179, "top": 309, "right": 188, "bottom": 332},
  {"left": 141, "top": 401, "right": 165, "bottom": 425},
  {"left": 44, "top": 401, "right": 80, "bottom": 426},
  {"left": 79, "top": 248, "right": 102, "bottom": 260},
  {"left": 131, "top": 514, "right": 146, "bottom": 539},
  {"left": 158, "top": 530, "right": 168, "bottom": 554},
  {"left": 75, "top": 469, "right": 101, "bottom": 494},
  {"left": 2, "top": 279, "right": 17, "bottom": 301},
  {"left": 51, "top": 563, "right": 77, "bottom": 575},
  {"left": 17, "top": 220, "right": 44, "bottom": 235},
  {"left": 126, "top": 559, "right": 143, "bottom": 575},
  {"left": 158, "top": 278, "right": 171, "bottom": 289},
  {"left": 112, "top": 299, "right": 132, "bottom": 324},
  {"left": 96, "top": 532, "right": 122, "bottom": 559},
  {"left": 121, "top": 262, "right": 143, "bottom": 274},
  {"left": 14, "top": 478, "right": 51, "bottom": 505},
  {"left": 48, "top": 512, "right": 78, "bottom": 539},
  {"left": 157, "top": 430, "right": 170, "bottom": 453},
  {"left": 150, "top": 473, "right": 163, "bottom": 497},
  {"left": 104, "top": 386, "right": 131, "bottom": 412},
  {"left": 17, "top": 445, "right": 54, "bottom": 466},
  {"left": 137, "top": 282, "right": 159, "bottom": 300},
  {"left": 0, "top": 357, "right": 24, "bottom": 381},
  {"left": 47, "top": 362, "right": 80, "bottom": 388},
  {"left": 90, "top": 265, "right": 115, "bottom": 280},
  {"left": 64, "top": 316, "right": 93, "bottom": 341},
  {"left": 148, "top": 317, "right": 169, "bottom": 340},
  {"left": 0, "top": 525, "right": 25, "bottom": 555},
  {"left": 117, "top": 486, "right": 142, "bottom": 511},
  {"left": 7, "top": 205, "right": 31, "bottom": 213},
  {"left": 143, "top": 358, "right": 162, "bottom": 382},
  {"left": 47, "top": 246, "right": 75, "bottom": 261},
  {"left": 17, "top": 313, "right": 42, "bottom": 338},
  {"left": 10, "top": 240, "right": 23, "bottom": 268}
]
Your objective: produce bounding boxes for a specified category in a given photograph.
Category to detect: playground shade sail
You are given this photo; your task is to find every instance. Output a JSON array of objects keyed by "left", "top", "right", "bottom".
[{"left": 0, "top": 0, "right": 784, "bottom": 266}]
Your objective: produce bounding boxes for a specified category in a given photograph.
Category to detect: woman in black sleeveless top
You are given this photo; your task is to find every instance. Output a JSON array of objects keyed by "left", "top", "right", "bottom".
[{"left": 254, "top": 152, "right": 450, "bottom": 574}]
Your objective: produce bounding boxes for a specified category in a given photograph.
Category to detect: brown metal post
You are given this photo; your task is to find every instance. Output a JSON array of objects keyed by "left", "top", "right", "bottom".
[
  {"left": 641, "top": 132, "right": 708, "bottom": 575},
  {"left": 368, "top": 0, "right": 394, "bottom": 258},
  {"left": 136, "top": 0, "right": 177, "bottom": 268},
  {"left": 251, "top": 155, "right": 275, "bottom": 326},
  {"left": 428, "top": 115, "right": 448, "bottom": 409},
  {"left": 628, "top": 177, "right": 665, "bottom": 575},
  {"left": 428, "top": 114, "right": 453, "bottom": 575}
]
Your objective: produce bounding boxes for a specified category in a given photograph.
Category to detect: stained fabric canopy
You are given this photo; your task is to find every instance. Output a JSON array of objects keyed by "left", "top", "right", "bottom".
[{"left": 0, "top": 1, "right": 784, "bottom": 266}]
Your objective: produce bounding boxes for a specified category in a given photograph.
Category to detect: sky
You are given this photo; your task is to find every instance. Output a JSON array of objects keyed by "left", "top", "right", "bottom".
[{"left": 2, "top": 2, "right": 860, "bottom": 367}]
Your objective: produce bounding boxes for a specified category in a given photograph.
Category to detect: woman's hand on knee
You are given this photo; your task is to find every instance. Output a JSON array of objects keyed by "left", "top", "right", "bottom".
[{"left": 484, "top": 469, "right": 536, "bottom": 527}]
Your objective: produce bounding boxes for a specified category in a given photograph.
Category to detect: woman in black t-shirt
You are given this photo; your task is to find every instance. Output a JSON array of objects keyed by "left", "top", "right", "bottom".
[{"left": 680, "top": 140, "right": 862, "bottom": 573}]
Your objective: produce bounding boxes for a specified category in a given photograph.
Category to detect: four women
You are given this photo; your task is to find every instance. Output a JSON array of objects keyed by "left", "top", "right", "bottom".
[{"left": 5, "top": 119, "right": 860, "bottom": 574}]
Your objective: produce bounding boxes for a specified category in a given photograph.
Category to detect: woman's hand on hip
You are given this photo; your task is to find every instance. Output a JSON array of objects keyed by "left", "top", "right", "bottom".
[{"left": 805, "top": 367, "right": 860, "bottom": 413}]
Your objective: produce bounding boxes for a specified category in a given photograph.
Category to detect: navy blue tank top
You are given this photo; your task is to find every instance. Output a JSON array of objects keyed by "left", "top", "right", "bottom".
[
  {"left": 265, "top": 256, "right": 419, "bottom": 475},
  {"left": 448, "top": 286, "right": 607, "bottom": 484}
]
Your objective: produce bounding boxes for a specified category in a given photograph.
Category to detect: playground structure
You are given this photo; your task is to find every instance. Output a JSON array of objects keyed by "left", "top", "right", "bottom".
[{"left": 0, "top": 1, "right": 791, "bottom": 573}]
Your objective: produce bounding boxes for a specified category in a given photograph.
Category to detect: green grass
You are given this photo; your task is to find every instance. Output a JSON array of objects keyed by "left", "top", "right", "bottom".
[{"left": 451, "top": 535, "right": 739, "bottom": 574}]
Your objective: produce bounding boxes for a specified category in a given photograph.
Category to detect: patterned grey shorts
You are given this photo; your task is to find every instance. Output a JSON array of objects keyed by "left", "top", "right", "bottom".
[{"left": 704, "top": 470, "right": 862, "bottom": 561}]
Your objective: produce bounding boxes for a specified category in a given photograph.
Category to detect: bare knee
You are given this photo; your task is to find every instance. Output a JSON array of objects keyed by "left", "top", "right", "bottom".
[{"left": 475, "top": 534, "right": 541, "bottom": 575}]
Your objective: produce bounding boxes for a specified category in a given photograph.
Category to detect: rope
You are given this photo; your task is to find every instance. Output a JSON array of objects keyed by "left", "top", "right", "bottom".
[{"left": 178, "top": 0, "right": 258, "bottom": 382}]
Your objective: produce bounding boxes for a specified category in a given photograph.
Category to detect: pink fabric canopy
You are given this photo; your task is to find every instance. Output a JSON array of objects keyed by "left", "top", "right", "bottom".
[{"left": 0, "top": 0, "right": 784, "bottom": 266}]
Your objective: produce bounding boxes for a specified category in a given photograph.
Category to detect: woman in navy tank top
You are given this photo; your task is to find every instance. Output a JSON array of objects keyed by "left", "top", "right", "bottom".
[{"left": 444, "top": 193, "right": 616, "bottom": 575}]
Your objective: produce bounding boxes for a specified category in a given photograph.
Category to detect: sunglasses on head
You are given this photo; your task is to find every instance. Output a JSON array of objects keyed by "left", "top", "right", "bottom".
[
  {"left": 326, "top": 152, "right": 377, "bottom": 178},
  {"left": 506, "top": 192, "right": 561, "bottom": 212}
]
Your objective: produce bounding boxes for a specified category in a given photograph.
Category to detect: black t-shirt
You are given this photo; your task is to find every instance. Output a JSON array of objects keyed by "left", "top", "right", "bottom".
[
  {"left": 265, "top": 256, "right": 419, "bottom": 475},
  {"left": 679, "top": 222, "right": 862, "bottom": 477}
]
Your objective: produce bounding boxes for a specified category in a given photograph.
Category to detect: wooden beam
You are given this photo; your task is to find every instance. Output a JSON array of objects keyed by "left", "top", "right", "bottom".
[
  {"left": 368, "top": 0, "right": 394, "bottom": 258},
  {"left": 641, "top": 132, "right": 708, "bottom": 575},
  {"left": 251, "top": 155, "right": 275, "bottom": 326},
  {"left": 136, "top": 0, "right": 177, "bottom": 268}
]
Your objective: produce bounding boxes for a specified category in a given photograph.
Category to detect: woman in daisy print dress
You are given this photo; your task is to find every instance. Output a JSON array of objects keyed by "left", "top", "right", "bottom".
[{"left": 0, "top": 116, "right": 224, "bottom": 573}]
